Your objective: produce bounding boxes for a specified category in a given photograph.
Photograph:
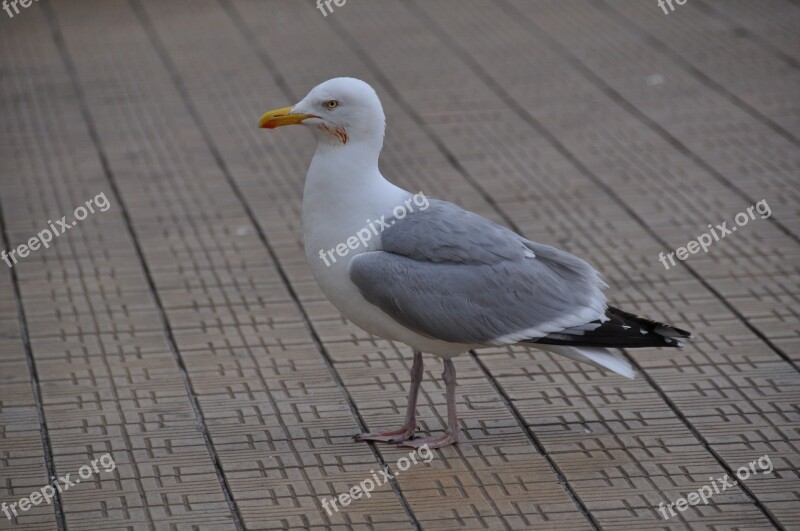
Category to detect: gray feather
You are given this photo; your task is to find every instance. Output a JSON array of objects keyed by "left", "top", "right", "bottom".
[{"left": 348, "top": 199, "right": 607, "bottom": 345}]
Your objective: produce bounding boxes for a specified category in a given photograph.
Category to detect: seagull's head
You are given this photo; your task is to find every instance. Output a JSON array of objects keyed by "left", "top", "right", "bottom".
[{"left": 259, "top": 77, "right": 385, "bottom": 147}]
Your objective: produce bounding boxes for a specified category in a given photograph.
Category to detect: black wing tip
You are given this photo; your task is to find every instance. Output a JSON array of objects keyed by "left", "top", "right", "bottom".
[
  {"left": 654, "top": 324, "right": 693, "bottom": 340},
  {"left": 533, "top": 306, "right": 693, "bottom": 349},
  {"left": 609, "top": 306, "right": 692, "bottom": 343},
  {"left": 662, "top": 336, "right": 685, "bottom": 349}
]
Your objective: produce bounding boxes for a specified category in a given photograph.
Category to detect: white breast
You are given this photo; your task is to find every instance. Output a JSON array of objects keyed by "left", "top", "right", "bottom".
[{"left": 301, "top": 147, "right": 468, "bottom": 357}]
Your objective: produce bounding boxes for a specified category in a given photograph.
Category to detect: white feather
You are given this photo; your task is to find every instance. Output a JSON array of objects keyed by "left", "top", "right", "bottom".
[{"left": 539, "top": 345, "right": 636, "bottom": 379}]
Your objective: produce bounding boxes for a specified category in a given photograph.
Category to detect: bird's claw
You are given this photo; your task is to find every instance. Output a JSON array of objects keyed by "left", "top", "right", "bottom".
[
  {"left": 398, "top": 431, "right": 460, "bottom": 449},
  {"left": 353, "top": 424, "right": 416, "bottom": 443}
]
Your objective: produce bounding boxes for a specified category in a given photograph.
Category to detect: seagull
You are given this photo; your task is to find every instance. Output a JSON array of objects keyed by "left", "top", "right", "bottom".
[{"left": 259, "top": 77, "right": 691, "bottom": 449}]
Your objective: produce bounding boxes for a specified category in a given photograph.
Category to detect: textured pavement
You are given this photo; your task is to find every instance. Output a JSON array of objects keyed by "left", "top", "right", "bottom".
[{"left": 1, "top": 0, "right": 799, "bottom": 529}]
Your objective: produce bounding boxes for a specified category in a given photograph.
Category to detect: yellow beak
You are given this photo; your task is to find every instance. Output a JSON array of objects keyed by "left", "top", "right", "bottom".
[{"left": 258, "top": 106, "right": 314, "bottom": 129}]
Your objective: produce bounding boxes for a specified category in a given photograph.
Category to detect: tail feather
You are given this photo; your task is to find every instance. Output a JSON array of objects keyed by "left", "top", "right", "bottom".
[{"left": 540, "top": 345, "right": 636, "bottom": 379}]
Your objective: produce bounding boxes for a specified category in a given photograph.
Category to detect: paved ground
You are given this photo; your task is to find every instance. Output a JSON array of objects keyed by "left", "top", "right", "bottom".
[{"left": 1, "top": 0, "right": 799, "bottom": 529}]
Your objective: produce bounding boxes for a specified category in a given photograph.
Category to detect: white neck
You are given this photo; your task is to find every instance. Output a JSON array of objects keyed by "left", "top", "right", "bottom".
[{"left": 302, "top": 138, "right": 409, "bottom": 267}]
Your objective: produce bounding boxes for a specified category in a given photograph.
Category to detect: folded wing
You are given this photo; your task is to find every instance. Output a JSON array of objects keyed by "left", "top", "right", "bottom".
[{"left": 348, "top": 199, "right": 609, "bottom": 345}]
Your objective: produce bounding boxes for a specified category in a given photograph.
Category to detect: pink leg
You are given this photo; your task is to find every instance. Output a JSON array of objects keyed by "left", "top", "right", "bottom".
[
  {"left": 354, "top": 351, "right": 423, "bottom": 443},
  {"left": 401, "top": 358, "right": 460, "bottom": 449}
]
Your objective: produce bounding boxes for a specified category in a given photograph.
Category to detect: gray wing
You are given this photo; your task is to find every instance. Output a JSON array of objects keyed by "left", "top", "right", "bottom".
[{"left": 348, "top": 199, "right": 608, "bottom": 345}]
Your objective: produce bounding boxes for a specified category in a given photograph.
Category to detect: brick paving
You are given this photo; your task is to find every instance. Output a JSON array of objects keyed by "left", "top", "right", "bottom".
[{"left": 1, "top": 1, "right": 798, "bottom": 529}]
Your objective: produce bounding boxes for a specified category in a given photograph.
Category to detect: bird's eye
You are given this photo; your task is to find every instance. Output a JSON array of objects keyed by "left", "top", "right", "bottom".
[{"left": 323, "top": 100, "right": 339, "bottom": 109}]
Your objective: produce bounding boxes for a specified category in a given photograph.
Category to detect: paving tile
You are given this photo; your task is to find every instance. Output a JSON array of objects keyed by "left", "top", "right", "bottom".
[{"left": 1, "top": 0, "right": 797, "bottom": 529}]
